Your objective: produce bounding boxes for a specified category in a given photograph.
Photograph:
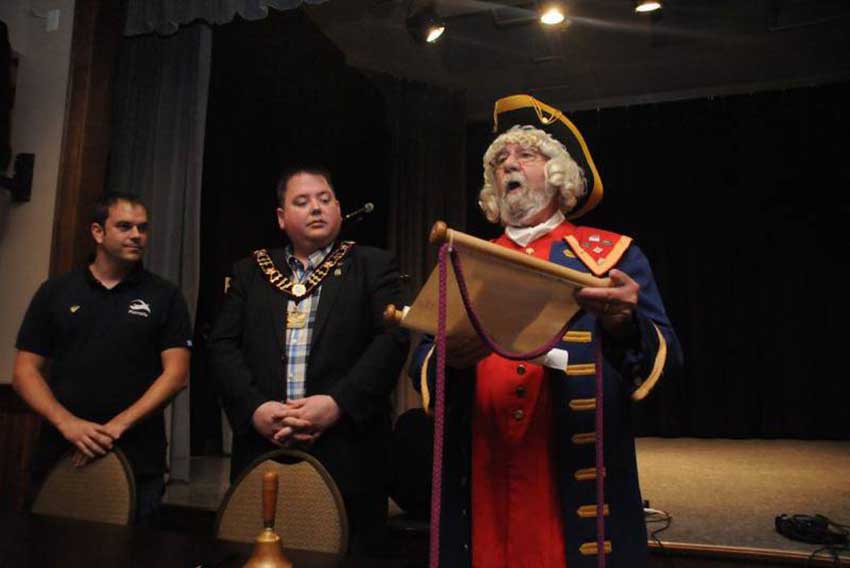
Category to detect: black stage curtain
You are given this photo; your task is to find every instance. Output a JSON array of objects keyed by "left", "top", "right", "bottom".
[{"left": 468, "top": 82, "right": 850, "bottom": 440}]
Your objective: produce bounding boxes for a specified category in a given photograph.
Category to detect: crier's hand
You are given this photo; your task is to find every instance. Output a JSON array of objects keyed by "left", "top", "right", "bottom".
[
  {"left": 273, "top": 395, "right": 340, "bottom": 446},
  {"left": 55, "top": 415, "right": 114, "bottom": 459},
  {"left": 446, "top": 334, "right": 492, "bottom": 369},
  {"left": 575, "top": 269, "right": 640, "bottom": 338}
]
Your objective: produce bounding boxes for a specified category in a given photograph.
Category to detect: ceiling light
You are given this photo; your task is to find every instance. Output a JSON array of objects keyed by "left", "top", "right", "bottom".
[
  {"left": 406, "top": 5, "right": 446, "bottom": 44},
  {"left": 426, "top": 24, "right": 445, "bottom": 43},
  {"left": 540, "top": 5, "right": 566, "bottom": 25},
  {"left": 635, "top": 1, "right": 662, "bottom": 13}
]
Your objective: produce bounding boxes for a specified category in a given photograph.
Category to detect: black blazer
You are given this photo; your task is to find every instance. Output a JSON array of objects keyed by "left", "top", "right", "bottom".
[{"left": 208, "top": 244, "right": 409, "bottom": 498}]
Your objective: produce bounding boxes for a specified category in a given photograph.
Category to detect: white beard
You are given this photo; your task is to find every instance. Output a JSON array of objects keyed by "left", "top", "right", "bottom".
[{"left": 499, "top": 173, "right": 557, "bottom": 227}]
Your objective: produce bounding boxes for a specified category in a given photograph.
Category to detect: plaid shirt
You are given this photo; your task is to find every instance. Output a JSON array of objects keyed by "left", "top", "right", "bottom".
[{"left": 283, "top": 243, "right": 334, "bottom": 400}]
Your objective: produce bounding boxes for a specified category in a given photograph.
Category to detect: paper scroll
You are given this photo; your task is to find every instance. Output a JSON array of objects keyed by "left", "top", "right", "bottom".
[{"left": 387, "top": 222, "right": 609, "bottom": 354}]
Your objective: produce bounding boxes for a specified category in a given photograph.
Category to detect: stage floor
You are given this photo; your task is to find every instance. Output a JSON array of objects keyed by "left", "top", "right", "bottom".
[
  {"left": 636, "top": 437, "right": 850, "bottom": 561},
  {"left": 164, "top": 438, "right": 850, "bottom": 561}
]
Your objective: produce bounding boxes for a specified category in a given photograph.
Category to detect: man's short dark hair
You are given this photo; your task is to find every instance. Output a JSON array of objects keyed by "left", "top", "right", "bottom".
[
  {"left": 91, "top": 192, "right": 147, "bottom": 226},
  {"left": 275, "top": 167, "right": 334, "bottom": 207}
]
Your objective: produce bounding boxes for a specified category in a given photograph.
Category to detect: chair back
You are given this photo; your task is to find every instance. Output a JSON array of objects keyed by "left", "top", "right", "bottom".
[
  {"left": 31, "top": 449, "right": 136, "bottom": 525},
  {"left": 215, "top": 448, "right": 348, "bottom": 554}
]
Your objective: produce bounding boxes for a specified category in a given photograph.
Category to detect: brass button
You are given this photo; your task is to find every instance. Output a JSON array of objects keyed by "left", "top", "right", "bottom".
[
  {"left": 525, "top": 247, "right": 535, "bottom": 255},
  {"left": 515, "top": 385, "right": 527, "bottom": 397},
  {"left": 516, "top": 364, "right": 526, "bottom": 375},
  {"left": 513, "top": 409, "right": 525, "bottom": 421}
]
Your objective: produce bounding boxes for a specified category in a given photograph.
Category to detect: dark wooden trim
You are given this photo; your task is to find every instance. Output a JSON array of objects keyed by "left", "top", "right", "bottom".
[
  {"left": 50, "top": 0, "right": 125, "bottom": 276},
  {"left": 0, "top": 384, "right": 41, "bottom": 512}
]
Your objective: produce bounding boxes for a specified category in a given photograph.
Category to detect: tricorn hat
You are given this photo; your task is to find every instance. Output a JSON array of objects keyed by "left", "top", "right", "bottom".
[{"left": 492, "top": 94, "right": 603, "bottom": 220}]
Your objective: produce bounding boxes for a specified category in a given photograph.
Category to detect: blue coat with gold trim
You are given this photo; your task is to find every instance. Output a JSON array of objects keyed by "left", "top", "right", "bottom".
[{"left": 409, "top": 225, "right": 682, "bottom": 568}]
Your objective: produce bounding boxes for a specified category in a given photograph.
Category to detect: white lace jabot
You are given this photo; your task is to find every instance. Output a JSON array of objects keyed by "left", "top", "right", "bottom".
[{"left": 505, "top": 211, "right": 565, "bottom": 247}]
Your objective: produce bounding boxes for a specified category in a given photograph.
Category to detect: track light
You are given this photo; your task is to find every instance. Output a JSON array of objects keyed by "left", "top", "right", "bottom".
[
  {"left": 539, "top": 4, "right": 566, "bottom": 25},
  {"left": 406, "top": 5, "right": 446, "bottom": 44},
  {"left": 635, "top": 0, "right": 662, "bottom": 13}
]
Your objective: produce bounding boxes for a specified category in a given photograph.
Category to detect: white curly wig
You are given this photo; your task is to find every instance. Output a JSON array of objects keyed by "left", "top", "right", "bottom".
[{"left": 479, "top": 125, "right": 587, "bottom": 225}]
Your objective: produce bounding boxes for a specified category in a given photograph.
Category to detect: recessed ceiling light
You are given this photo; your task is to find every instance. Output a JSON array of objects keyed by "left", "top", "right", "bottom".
[
  {"left": 426, "top": 24, "right": 445, "bottom": 43},
  {"left": 540, "top": 6, "right": 566, "bottom": 26},
  {"left": 635, "top": 1, "right": 662, "bottom": 14},
  {"left": 406, "top": 5, "right": 446, "bottom": 44}
]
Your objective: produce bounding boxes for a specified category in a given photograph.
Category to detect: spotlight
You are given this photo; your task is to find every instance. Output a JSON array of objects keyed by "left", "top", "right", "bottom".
[
  {"left": 406, "top": 5, "right": 446, "bottom": 44},
  {"left": 539, "top": 5, "right": 566, "bottom": 26},
  {"left": 635, "top": 0, "right": 662, "bottom": 13}
]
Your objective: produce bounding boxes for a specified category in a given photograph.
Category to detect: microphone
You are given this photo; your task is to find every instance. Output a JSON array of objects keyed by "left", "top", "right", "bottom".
[{"left": 344, "top": 202, "right": 375, "bottom": 221}]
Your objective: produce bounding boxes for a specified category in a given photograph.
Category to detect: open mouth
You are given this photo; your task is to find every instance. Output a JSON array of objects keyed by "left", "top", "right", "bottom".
[{"left": 505, "top": 180, "right": 523, "bottom": 193}]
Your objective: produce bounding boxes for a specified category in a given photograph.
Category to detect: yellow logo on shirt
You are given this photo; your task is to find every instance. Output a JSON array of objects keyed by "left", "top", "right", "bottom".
[{"left": 70, "top": 305, "right": 80, "bottom": 313}]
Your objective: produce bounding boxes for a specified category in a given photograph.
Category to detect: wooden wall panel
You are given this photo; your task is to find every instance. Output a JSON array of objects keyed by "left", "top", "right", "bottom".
[
  {"left": 0, "top": 384, "right": 41, "bottom": 511},
  {"left": 50, "top": 0, "right": 124, "bottom": 276}
]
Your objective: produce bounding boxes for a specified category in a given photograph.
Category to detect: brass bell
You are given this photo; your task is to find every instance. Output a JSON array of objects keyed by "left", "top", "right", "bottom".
[{"left": 243, "top": 471, "right": 293, "bottom": 568}]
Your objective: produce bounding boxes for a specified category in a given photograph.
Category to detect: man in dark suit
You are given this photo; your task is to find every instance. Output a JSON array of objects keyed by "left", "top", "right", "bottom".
[{"left": 209, "top": 168, "right": 409, "bottom": 553}]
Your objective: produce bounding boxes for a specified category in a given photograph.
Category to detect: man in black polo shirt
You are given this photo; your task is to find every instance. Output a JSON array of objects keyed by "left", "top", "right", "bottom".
[{"left": 13, "top": 193, "right": 192, "bottom": 525}]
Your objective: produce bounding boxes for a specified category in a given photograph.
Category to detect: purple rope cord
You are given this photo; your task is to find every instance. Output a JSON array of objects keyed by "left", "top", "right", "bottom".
[
  {"left": 449, "top": 248, "right": 569, "bottom": 360},
  {"left": 430, "top": 243, "right": 607, "bottom": 568},
  {"left": 594, "top": 322, "right": 606, "bottom": 568},
  {"left": 428, "top": 244, "right": 449, "bottom": 568}
]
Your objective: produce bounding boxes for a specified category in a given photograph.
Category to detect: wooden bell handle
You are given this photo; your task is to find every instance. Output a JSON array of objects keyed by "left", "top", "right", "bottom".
[{"left": 262, "top": 470, "right": 278, "bottom": 529}]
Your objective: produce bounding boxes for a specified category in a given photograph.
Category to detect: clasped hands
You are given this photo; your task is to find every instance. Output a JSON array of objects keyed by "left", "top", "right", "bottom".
[
  {"left": 56, "top": 416, "right": 127, "bottom": 468},
  {"left": 446, "top": 268, "right": 640, "bottom": 368},
  {"left": 252, "top": 395, "right": 341, "bottom": 447}
]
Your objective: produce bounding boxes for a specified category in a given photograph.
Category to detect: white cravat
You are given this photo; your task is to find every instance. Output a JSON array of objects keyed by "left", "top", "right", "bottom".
[{"left": 505, "top": 211, "right": 565, "bottom": 247}]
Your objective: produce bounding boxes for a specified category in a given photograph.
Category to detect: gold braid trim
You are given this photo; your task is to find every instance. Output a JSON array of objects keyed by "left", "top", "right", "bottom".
[{"left": 253, "top": 241, "right": 354, "bottom": 302}]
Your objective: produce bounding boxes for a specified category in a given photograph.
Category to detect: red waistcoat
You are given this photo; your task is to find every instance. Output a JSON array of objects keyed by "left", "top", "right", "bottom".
[{"left": 471, "top": 223, "right": 576, "bottom": 568}]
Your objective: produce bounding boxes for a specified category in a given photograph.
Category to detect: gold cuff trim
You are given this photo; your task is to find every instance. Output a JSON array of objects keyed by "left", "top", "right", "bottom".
[
  {"left": 569, "top": 398, "right": 597, "bottom": 411},
  {"left": 566, "top": 363, "right": 596, "bottom": 376},
  {"left": 572, "top": 432, "right": 596, "bottom": 445},
  {"left": 574, "top": 467, "right": 606, "bottom": 481},
  {"left": 420, "top": 345, "right": 436, "bottom": 416},
  {"left": 564, "top": 234, "right": 633, "bottom": 277},
  {"left": 631, "top": 323, "right": 668, "bottom": 401},
  {"left": 563, "top": 330, "right": 591, "bottom": 343},
  {"left": 580, "top": 541, "right": 612, "bottom": 556},
  {"left": 577, "top": 504, "right": 610, "bottom": 518}
]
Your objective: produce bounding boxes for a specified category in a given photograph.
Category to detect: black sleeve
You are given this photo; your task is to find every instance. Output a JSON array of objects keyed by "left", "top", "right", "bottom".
[
  {"left": 208, "top": 260, "right": 270, "bottom": 435},
  {"left": 158, "top": 287, "right": 193, "bottom": 352},
  {"left": 15, "top": 280, "right": 56, "bottom": 357},
  {"left": 326, "top": 251, "right": 410, "bottom": 428}
]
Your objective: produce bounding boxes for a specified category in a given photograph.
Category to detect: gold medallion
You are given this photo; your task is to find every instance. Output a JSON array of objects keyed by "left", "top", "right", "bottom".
[
  {"left": 286, "top": 309, "right": 308, "bottom": 329},
  {"left": 292, "top": 283, "right": 307, "bottom": 297}
]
